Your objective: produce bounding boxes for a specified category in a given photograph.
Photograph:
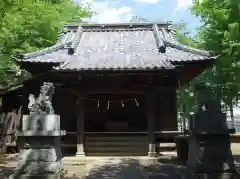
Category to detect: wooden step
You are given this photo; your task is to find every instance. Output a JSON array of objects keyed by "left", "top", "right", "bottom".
[
  {"left": 86, "top": 136, "right": 148, "bottom": 142},
  {"left": 85, "top": 141, "right": 147, "bottom": 147},
  {"left": 85, "top": 146, "right": 148, "bottom": 152},
  {"left": 85, "top": 136, "right": 148, "bottom": 156},
  {"left": 156, "top": 142, "right": 176, "bottom": 152},
  {"left": 85, "top": 152, "right": 147, "bottom": 156}
]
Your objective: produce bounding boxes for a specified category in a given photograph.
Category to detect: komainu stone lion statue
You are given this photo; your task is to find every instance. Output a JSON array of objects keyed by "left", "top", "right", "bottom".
[{"left": 28, "top": 82, "right": 55, "bottom": 114}]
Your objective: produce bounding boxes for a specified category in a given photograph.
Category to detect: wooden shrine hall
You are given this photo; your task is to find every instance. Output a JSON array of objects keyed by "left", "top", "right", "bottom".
[{"left": 1, "top": 23, "right": 216, "bottom": 156}]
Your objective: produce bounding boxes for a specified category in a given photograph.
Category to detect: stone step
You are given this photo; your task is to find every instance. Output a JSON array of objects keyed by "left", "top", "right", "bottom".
[{"left": 63, "top": 165, "right": 86, "bottom": 177}]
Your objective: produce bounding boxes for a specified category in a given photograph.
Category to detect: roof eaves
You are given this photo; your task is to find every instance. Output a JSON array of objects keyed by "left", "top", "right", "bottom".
[
  {"left": 0, "top": 84, "right": 23, "bottom": 96},
  {"left": 52, "top": 66, "right": 175, "bottom": 73},
  {"left": 53, "top": 59, "right": 175, "bottom": 72},
  {"left": 16, "top": 41, "right": 72, "bottom": 62}
]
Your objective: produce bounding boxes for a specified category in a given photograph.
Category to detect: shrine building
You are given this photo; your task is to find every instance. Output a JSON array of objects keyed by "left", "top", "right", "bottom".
[{"left": 1, "top": 23, "right": 216, "bottom": 156}]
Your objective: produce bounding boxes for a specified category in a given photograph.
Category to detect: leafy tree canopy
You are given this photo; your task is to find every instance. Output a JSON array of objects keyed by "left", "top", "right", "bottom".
[
  {"left": 0, "top": 0, "right": 90, "bottom": 86},
  {"left": 191, "top": 0, "right": 240, "bottom": 109}
]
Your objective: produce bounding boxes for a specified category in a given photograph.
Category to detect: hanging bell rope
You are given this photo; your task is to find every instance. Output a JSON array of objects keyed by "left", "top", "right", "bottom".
[
  {"left": 84, "top": 97, "right": 140, "bottom": 108},
  {"left": 121, "top": 100, "right": 124, "bottom": 108},
  {"left": 97, "top": 100, "right": 100, "bottom": 108},
  {"left": 134, "top": 98, "right": 139, "bottom": 107}
]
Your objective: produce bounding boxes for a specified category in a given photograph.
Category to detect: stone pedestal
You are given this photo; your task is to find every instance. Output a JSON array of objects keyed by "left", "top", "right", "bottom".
[
  {"left": 9, "top": 114, "right": 66, "bottom": 179},
  {"left": 180, "top": 110, "right": 240, "bottom": 178},
  {"left": 178, "top": 83, "right": 240, "bottom": 178}
]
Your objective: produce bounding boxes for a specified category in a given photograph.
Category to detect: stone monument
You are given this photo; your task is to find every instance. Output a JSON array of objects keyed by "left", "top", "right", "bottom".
[
  {"left": 9, "top": 82, "right": 66, "bottom": 179},
  {"left": 179, "top": 83, "right": 240, "bottom": 179}
]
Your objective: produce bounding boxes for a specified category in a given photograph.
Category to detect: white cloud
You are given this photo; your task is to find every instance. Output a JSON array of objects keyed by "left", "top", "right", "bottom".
[
  {"left": 134, "top": 0, "right": 160, "bottom": 4},
  {"left": 175, "top": 0, "right": 193, "bottom": 11},
  {"left": 78, "top": 0, "right": 134, "bottom": 23},
  {"left": 118, "top": 6, "right": 132, "bottom": 14}
]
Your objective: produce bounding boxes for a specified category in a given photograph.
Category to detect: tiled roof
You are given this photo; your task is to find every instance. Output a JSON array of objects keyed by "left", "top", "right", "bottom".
[{"left": 17, "top": 23, "right": 216, "bottom": 71}]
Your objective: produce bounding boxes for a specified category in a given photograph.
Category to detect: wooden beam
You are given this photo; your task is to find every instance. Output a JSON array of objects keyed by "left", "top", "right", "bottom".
[
  {"left": 84, "top": 88, "right": 145, "bottom": 94},
  {"left": 79, "top": 85, "right": 175, "bottom": 94}
]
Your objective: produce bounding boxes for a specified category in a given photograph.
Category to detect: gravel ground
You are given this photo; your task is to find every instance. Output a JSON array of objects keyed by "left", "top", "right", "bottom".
[
  {"left": 1, "top": 143, "right": 240, "bottom": 179},
  {"left": 144, "top": 143, "right": 240, "bottom": 179}
]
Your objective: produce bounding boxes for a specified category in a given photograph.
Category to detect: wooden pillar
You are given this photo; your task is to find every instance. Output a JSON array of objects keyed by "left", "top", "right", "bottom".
[
  {"left": 76, "top": 93, "right": 85, "bottom": 156},
  {"left": 146, "top": 89, "right": 157, "bottom": 157}
]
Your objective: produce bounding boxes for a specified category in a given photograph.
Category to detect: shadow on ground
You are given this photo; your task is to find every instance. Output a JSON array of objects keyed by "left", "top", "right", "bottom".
[
  {"left": 85, "top": 158, "right": 148, "bottom": 179},
  {"left": 143, "top": 157, "right": 185, "bottom": 179},
  {"left": 84, "top": 157, "right": 184, "bottom": 179},
  {"left": 143, "top": 155, "right": 240, "bottom": 179},
  {"left": 2, "top": 154, "right": 240, "bottom": 179}
]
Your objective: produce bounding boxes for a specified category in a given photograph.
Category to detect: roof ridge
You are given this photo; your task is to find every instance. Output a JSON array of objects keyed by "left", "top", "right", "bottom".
[
  {"left": 152, "top": 24, "right": 166, "bottom": 53},
  {"left": 68, "top": 25, "right": 83, "bottom": 55},
  {"left": 18, "top": 41, "right": 72, "bottom": 60},
  {"left": 64, "top": 22, "right": 171, "bottom": 27},
  {"left": 163, "top": 40, "right": 211, "bottom": 57}
]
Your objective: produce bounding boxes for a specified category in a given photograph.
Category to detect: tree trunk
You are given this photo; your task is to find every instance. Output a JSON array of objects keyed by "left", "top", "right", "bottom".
[{"left": 230, "top": 102, "right": 235, "bottom": 129}]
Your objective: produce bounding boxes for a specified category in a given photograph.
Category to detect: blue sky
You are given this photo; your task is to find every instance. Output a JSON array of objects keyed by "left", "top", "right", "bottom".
[{"left": 76, "top": 0, "right": 201, "bottom": 32}]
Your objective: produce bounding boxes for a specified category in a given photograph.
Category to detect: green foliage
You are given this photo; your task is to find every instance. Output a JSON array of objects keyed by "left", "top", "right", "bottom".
[
  {"left": 173, "top": 23, "right": 199, "bottom": 118},
  {"left": 0, "top": 0, "right": 90, "bottom": 86},
  {"left": 177, "top": 0, "right": 240, "bottom": 118},
  {"left": 191, "top": 0, "right": 240, "bottom": 110}
]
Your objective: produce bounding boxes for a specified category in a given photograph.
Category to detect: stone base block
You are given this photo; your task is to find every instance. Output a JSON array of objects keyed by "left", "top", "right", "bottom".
[
  {"left": 138, "top": 157, "right": 158, "bottom": 166},
  {"left": 22, "top": 114, "right": 60, "bottom": 131},
  {"left": 63, "top": 156, "right": 86, "bottom": 165},
  {"left": 148, "top": 152, "right": 157, "bottom": 157},
  {"left": 75, "top": 152, "right": 85, "bottom": 157},
  {"left": 17, "top": 131, "right": 66, "bottom": 136}
]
